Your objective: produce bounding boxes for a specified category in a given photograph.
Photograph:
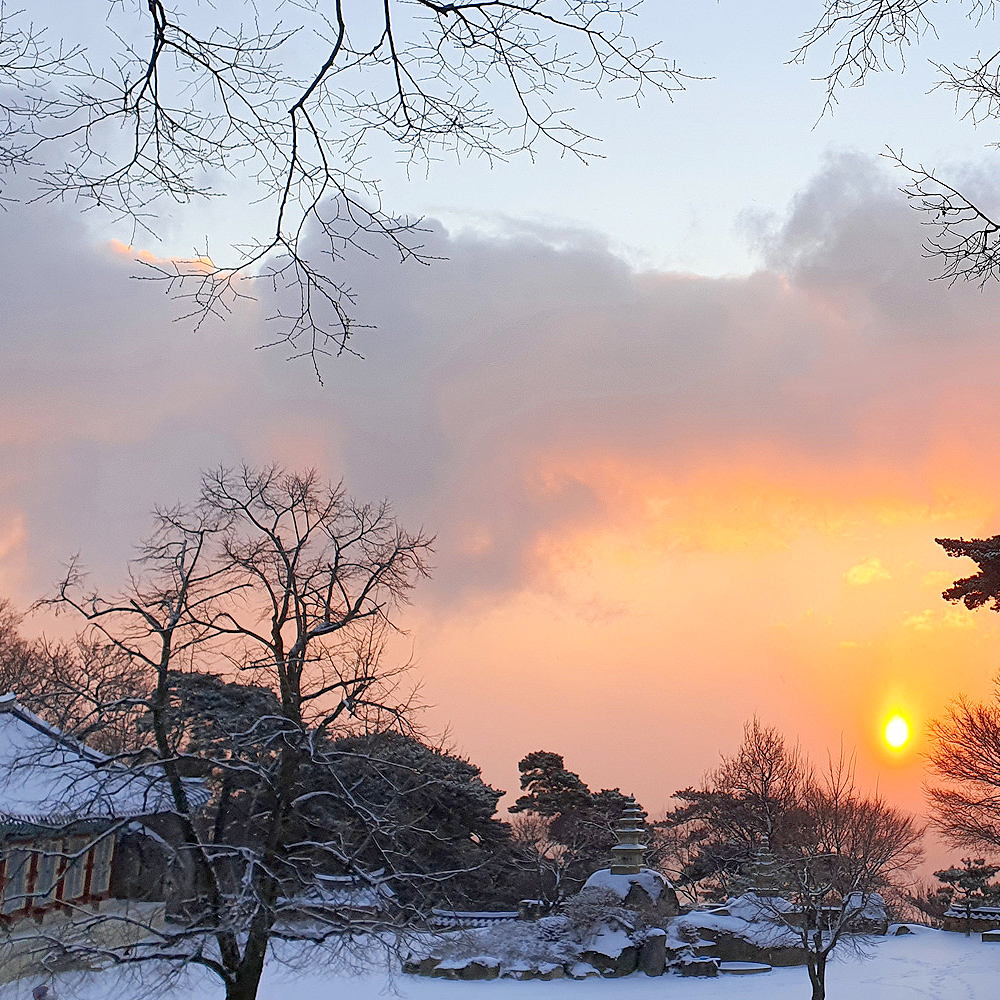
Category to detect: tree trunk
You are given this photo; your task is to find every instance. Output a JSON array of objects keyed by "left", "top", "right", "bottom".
[
  {"left": 807, "top": 952, "right": 827, "bottom": 1000},
  {"left": 225, "top": 937, "right": 268, "bottom": 1000},
  {"left": 226, "top": 968, "right": 265, "bottom": 1000}
]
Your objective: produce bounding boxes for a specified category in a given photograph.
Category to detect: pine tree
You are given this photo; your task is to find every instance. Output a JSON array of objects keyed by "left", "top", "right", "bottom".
[{"left": 934, "top": 858, "right": 1000, "bottom": 937}]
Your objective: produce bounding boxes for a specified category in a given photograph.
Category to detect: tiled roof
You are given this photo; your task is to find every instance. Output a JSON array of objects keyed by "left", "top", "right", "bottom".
[{"left": 0, "top": 694, "right": 209, "bottom": 829}]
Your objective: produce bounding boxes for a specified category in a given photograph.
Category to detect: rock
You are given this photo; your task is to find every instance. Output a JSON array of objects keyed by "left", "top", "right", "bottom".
[
  {"left": 623, "top": 881, "right": 681, "bottom": 921},
  {"left": 678, "top": 957, "right": 719, "bottom": 977},
  {"left": 432, "top": 958, "right": 496, "bottom": 980},
  {"left": 566, "top": 962, "right": 600, "bottom": 979},
  {"left": 583, "top": 868, "right": 680, "bottom": 922},
  {"left": 582, "top": 945, "right": 638, "bottom": 977},
  {"left": 536, "top": 963, "right": 565, "bottom": 980},
  {"left": 710, "top": 930, "right": 806, "bottom": 967},
  {"left": 893, "top": 924, "right": 914, "bottom": 936},
  {"left": 638, "top": 931, "right": 667, "bottom": 976},
  {"left": 501, "top": 963, "right": 533, "bottom": 979},
  {"left": 401, "top": 957, "right": 439, "bottom": 976},
  {"left": 580, "top": 945, "right": 639, "bottom": 979},
  {"left": 457, "top": 961, "right": 499, "bottom": 981}
]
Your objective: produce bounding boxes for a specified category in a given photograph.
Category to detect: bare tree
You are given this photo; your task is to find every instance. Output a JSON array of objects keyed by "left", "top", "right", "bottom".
[
  {"left": 714, "top": 717, "right": 810, "bottom": 850},
  {"left": 0, "top": 597, "right": 37, "bottom": 691},
  {"left": 0, "top": 4, "right": 80, "bottom": 180},
  {"left": 0, "top": 598, "right": 146, "bottom": 752},
  {"left": 927, "top": 679, "right": 1000, "bottom": 853},
  {"left": 0, "top": 2, "right": 688, "bottom": 375},
  {"left": 508, "top": 811, "right": 573, "bottom": 906},
  {"left": 796, "top": 1, "right": 1000, "bottom": 287},
  {"left": 662, "top": 718, "right": 812, "bottom": 902},
  {"left": 670, "top": 719, "right": 921, "bottom": 1000},
  {"left": 768, "top": 751, "right": 923, "bottom": 1000},
  {"left": 39, "top": 465, "right": 438, "bottom": 1000}
]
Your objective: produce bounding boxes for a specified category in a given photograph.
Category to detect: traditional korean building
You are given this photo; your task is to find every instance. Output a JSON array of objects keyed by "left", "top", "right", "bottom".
[{"left": 0, "top": 693, "right": 208, "bottom": 983}]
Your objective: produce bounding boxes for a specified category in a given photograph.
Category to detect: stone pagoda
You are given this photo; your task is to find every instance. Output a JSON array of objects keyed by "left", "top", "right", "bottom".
[
  {"left": 580, "top": 799, "right": 680, "bottom": 921},
  {"left": 609, "top": 801, "right": 648, "bottom": 875},
  {"left": 746, "top": 834, "right": 784, "bottom": 897}
]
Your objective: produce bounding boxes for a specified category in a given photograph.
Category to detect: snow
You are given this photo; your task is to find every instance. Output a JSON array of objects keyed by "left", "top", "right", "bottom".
[
  {"left": 719, "top": 961, "right": 772, "bottom": 972},
  {"left": 582, "top": 869, "right": 666, "bottom": 901},
  {"left": 718, "top": 892, "right": 796, "bottom": 918},
  {"left": 9, "top": 925, "right": 1000, "bottom": 1000},
  {"left": 844, "top": 892, "right": 887, "bottom": 921},
  {"left": 0, "top": 702, "right": 209, "bottom": 827},
  {"left": 587, "top": 926, "right": 634, "bottom": 958},
  {"left": 672, "top": 894, "right": 802, "bottom": 950}
]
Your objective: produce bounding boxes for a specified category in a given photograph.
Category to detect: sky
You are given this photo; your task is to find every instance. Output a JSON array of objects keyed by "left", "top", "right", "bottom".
[{"left": 4, "top": 2, "right": 1000, "bottom": 857}]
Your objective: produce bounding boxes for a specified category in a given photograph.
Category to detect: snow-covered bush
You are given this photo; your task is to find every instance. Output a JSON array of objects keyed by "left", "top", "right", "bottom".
[{"left": 561, "top": 888, "right": 642, "bottom": 944}]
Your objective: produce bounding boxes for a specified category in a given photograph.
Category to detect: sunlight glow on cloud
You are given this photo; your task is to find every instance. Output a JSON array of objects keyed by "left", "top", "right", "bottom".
[
  {"left": 0, "top": 510, "right": 28, "bottom": 598},
  {"left": 845, "top": 557, "right": 891, "bottom": 586}
]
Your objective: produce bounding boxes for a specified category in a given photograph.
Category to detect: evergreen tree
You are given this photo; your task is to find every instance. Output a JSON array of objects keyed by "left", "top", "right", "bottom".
[
  {"left": 508, "top": 750, "right": 644, "bottom": 900},
  {"left": 934, "top": 858, "right": 1000, "bottom": 937}
]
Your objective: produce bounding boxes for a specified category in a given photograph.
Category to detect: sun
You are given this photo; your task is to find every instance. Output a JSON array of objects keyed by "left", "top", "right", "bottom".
[{"left": 883, "top": 714, "right": 911, "bottom": 750}]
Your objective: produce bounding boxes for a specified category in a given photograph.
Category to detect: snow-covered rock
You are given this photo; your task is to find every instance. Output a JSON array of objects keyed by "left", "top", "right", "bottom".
[
  {"left": 582, "top": 867, "right": 680, "bottom": 920},
  {"left": 403, "top": 892, "right": 669, "bottom": 981},
  {"left": 670, "top": 894, "right": 806, "bottom": 967}
]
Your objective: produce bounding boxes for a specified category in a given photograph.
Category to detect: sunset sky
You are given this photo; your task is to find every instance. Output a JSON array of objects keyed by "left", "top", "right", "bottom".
[{"left": 4, "top": 2, "right": 1000, "bottom": 850}]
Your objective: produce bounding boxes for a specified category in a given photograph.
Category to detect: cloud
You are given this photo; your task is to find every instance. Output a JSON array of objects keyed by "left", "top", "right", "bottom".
[
  {"left": 4, "top": 150, "right": 1000, "bottom": 611},
  {"left": 845, "top": 557, "right": 891, "bottom": 586},
  {"left": 0, "top": 509, "right": 28, "bottom": 599},
  {"left": 904, "top": 607, "right": 977, "bottom": 632},
  {"left": 7, "top": 148, "right": 1000, "bottom": 824}
]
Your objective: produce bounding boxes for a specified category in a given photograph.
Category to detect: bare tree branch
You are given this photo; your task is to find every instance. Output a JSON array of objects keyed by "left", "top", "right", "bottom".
[{"left": 0, "top": 1, "right": 689, "bottom": 377}]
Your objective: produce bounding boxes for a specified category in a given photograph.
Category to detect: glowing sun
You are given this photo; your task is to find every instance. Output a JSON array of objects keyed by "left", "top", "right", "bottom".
[{"left": 883, "top": 714, "right": 911, "bottom": 750}]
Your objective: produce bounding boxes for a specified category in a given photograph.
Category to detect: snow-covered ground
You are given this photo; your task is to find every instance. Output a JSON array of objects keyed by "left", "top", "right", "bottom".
[{"left": 3, "top": 926, "right": 997, "bottom": 1000}]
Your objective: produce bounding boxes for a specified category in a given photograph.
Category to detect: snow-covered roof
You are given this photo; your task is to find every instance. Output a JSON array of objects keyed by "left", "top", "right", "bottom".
[
  {"left": 844, "top": 892, "right": 887, "bottom": 921},
  {"left": 281, "top": 873, "right": 397, "bottom": 914},
  {"left": 944, "top": 905, "right": 1000, "bottom": 919},
  {"left": 430, "top": 908, "right": 519, "bottom": 928},
  {"left": 0, "top": 694, "right": 209, "bottom": 831}
]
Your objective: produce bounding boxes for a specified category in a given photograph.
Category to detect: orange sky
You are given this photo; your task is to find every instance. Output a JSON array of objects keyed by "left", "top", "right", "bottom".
[{"left": 400, "top": 446, "right": 1000, "bottom": 841}]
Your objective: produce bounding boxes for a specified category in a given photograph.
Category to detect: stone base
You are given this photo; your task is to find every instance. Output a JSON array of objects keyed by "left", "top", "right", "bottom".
[
  {"left": 719, "top": 961, "right": 772, "bottom": 975},
  {"left": 677, "top": 957, "right": 719, "bottom": 977}
]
